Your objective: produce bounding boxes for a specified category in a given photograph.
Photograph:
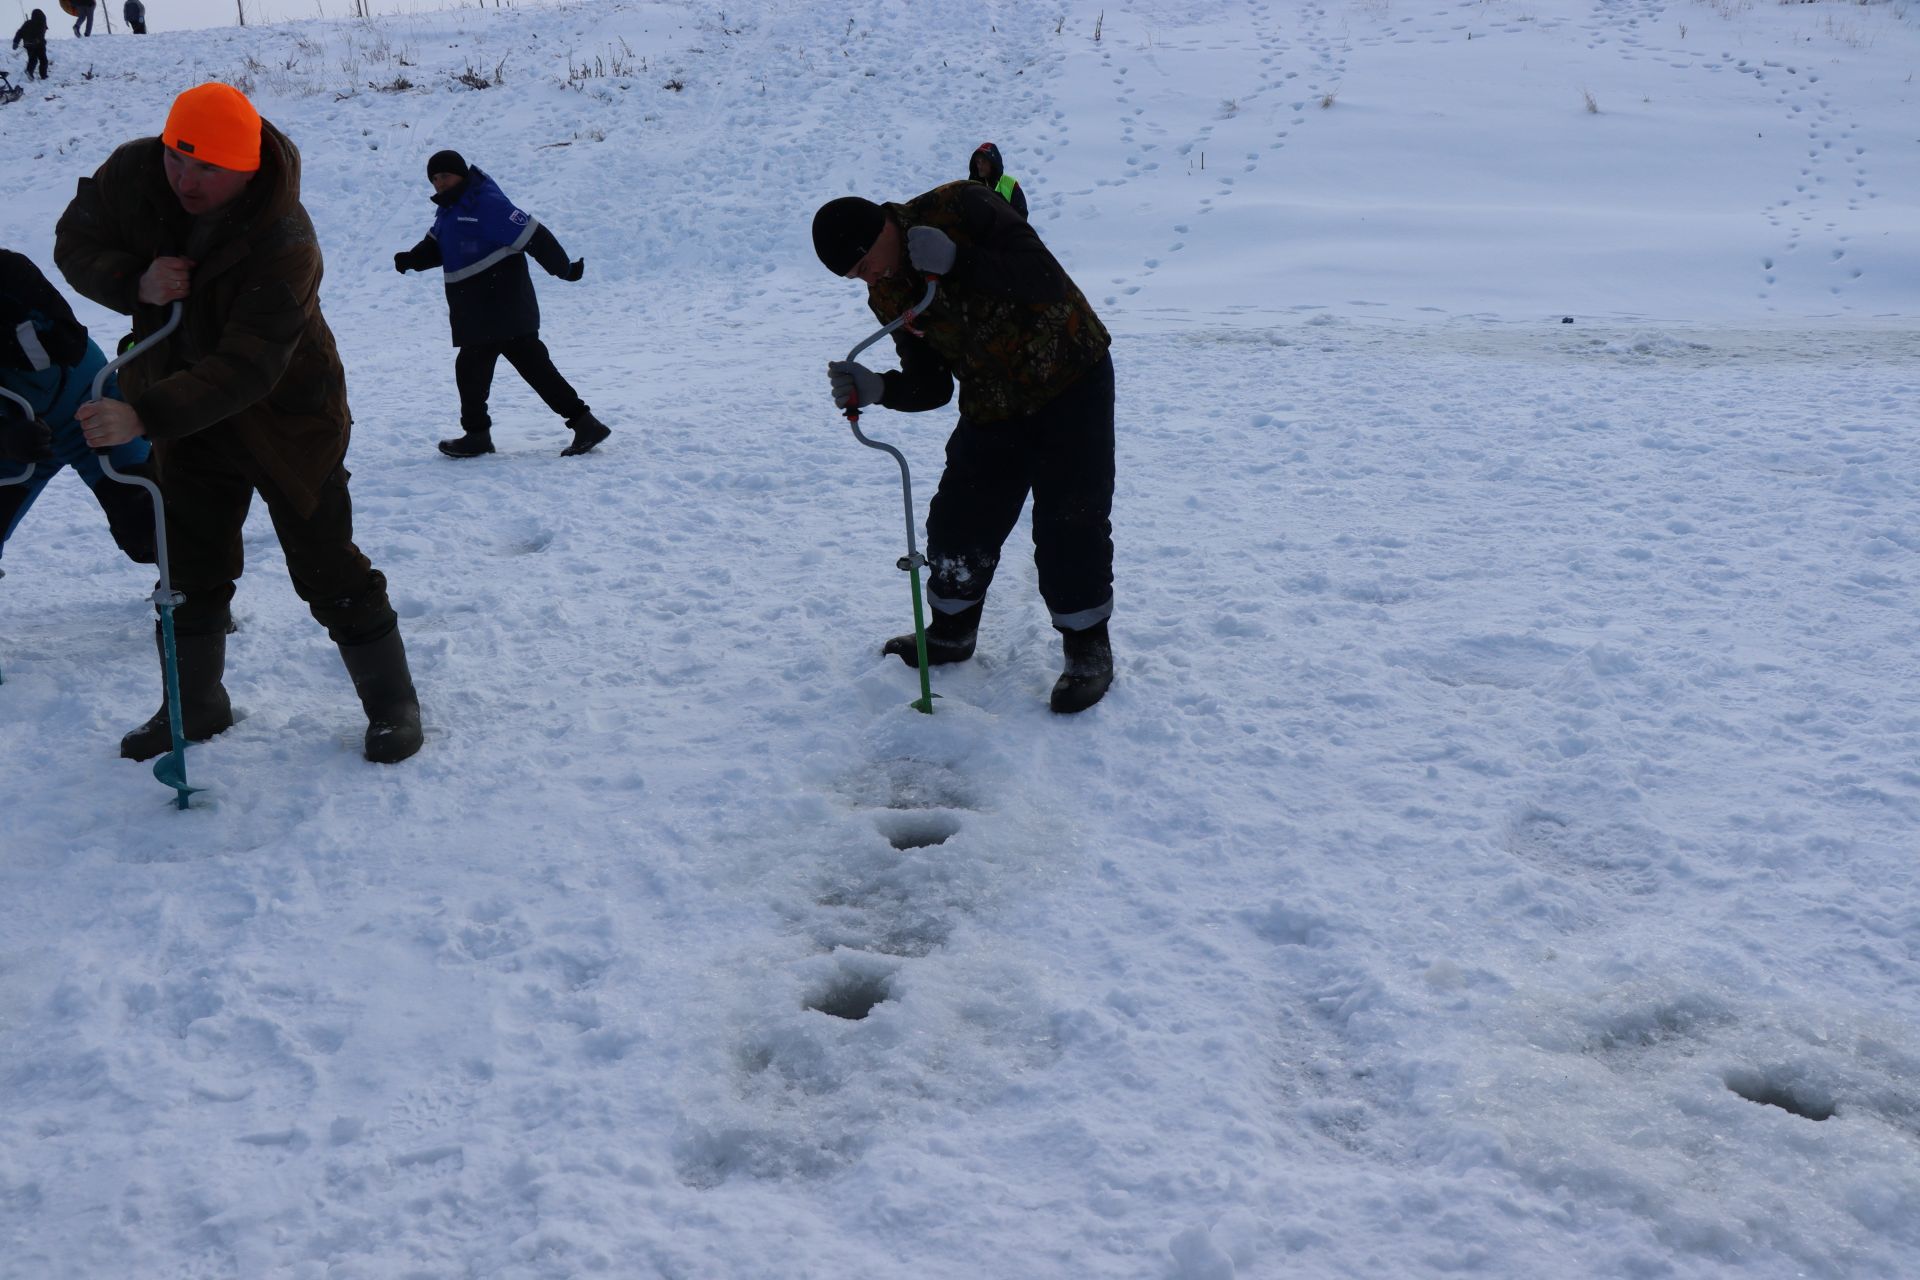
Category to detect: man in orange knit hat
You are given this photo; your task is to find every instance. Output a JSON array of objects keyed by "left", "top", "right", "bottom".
[{"left": 54, "top": 81, "right": 425, "bottom": 765}]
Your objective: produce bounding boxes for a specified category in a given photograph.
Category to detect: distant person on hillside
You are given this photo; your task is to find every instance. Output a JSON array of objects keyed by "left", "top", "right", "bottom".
[
  {"left": 811, "top": 185, "right": 1117, "bottom": 713},
  {"left": 11, "top": 10, "right": 50, "bottom": 80},
  {"left": 70, "top": 0, "right": 95, "bottom": 38},
  {"left": 0, "top": 249, "right": 156, "bottom": 567},
  {"left": 55, "top": 81, "right": 425, "bottom": 764},
  {"left": 967, "top": 142, "right": 1028, "bottom": 220},
  {"left": 123, "top": 0, "right": 146, "bottom": 34},
  {"left": 392, "top": 150, "right": 610, "bottom": 459}
]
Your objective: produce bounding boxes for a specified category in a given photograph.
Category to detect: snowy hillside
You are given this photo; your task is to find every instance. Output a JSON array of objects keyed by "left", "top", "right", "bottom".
[{"left": 3, "top": 0, "right": 1919, "bottom": 1276}]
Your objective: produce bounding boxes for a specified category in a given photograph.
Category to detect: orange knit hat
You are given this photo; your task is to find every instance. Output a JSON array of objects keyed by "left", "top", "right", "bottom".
[{"left": 161, "top": 83, "right": 262, "bottom": 173}]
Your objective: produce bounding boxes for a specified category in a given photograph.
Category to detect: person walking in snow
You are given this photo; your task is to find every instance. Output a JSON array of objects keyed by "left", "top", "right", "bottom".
[
  {"left": 70, "top": 0, "right": 95, "bottom": 38},
  {"left": 55, "top": 81, "right": 425, "bottom": 764},
  {"left": 968, "top": 142, "right": 1028, "bottom": 220},
  {"left": 0, "top": 249, "right": 156, "bottom": 569},
  {"left": 11, "top": 10, "right": 50, "bottom": 81},
  {"left": 123, "top": 0, "right": 146, "bottom": 34},
  {"left": 393, "top": 150, "right": 610, "bottom": 459},
  {"left": 812, "top": 184, "right": 1117, "bottom": 713}
]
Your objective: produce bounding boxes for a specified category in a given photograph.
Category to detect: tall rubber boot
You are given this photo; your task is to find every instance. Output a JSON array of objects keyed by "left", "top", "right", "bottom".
[
  {"left": 337, "top": 624, "right": 423, "bottom": 763},
  {"left": 1049, "top": 620, "right": 1113, "bottom": 714},
  {"left": 121, "top": 627, "right": 233, "bottom": 760},
  {"left": 882, "top": 599, "right": 983, "bottom": 669}
]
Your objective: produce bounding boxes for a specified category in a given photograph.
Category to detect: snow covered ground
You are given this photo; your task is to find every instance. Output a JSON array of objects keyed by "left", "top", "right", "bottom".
[{"left": 3, "top": 0, "right": 1919, "bottom": 1275}]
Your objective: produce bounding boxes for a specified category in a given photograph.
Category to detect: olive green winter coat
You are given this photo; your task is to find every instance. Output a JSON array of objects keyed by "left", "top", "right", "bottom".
[{"left": 54, "top": 121, "right": 351, "bottom": 517}]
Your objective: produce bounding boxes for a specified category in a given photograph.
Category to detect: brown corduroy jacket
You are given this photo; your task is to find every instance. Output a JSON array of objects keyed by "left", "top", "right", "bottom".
[{"left": 54, "top": 121, "right": 351, "bottom": 516}]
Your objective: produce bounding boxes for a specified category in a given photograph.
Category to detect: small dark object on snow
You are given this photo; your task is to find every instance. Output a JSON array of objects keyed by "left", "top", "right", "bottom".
[{"left": 1561, "top": 316, "right": 1574, "bottom": 324}]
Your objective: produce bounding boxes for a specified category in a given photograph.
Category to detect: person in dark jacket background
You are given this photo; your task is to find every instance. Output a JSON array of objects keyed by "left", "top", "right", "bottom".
[
  {"left": 12, "top": 10, "right": 50, "bottom": 80},
  {"left": 0, "top": 249, "right": 156, "bottom": 568},
  {"left": 70, "top": 0, "right": 95, "bottom": 38},
  {"left": 968, "top": 142, "right": 1028, "bottom": 220},
  {"left": 394, "top": 150, "right": 610, "bottom": 459},
  {"left": 123, "top": 0, "right": 147, "bottom": 34},
  {"left": 56, "top": 81, "right": 424, "bottom": 765},
  {"left": 812, "top": 182, "right": 1116, "bottom": 713}
]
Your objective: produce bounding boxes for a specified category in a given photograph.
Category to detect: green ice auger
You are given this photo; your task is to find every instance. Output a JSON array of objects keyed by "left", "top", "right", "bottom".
[{"left": 841, "top": 276, "right": 940, "bottom": 714}]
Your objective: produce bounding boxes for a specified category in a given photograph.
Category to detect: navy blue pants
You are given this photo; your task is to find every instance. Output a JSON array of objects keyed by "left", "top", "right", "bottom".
[{"left": 924, "top": 353, "right": 1115, "bottom": 631}]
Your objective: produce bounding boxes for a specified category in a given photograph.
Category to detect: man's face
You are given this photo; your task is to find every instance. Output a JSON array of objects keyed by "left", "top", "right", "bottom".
[
  {"left": 844, "top": 218, "right": 903, "bottom": 287},
  {"left": 430, "top": 172, "right": 463, "bottom": 194},
  {"left": 163, "top": 146, "right": 253, "bottom": 215}
]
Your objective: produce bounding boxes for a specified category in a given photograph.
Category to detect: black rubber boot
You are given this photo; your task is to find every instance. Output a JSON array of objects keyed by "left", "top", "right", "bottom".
[
  {"left": 438, "top": 431, "right": 495, "bottom": 459},
  {"left": 1049, "top": 620, "right": 1113, "bottom": 714},
  {"left": 338, "top": 625, "right": 423, "bottom": 763},
  {"left": 560, "top": 411, "right": 611, "bottom": 457},
  {"left": 882, "top": 600, "right": 983, "bottom": 669},
  {"left": 121, "top": 627, "right": 234, "bottom": 761}
]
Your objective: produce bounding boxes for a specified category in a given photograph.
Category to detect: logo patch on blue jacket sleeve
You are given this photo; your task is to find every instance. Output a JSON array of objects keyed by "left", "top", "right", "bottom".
[{"left": 509, "top": 209, "right": 529, "bottom": 226}]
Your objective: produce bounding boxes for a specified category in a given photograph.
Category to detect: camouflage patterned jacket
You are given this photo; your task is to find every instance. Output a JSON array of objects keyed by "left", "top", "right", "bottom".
[{"left": 868, "top": 182, "right": 1109, "bottom": 425}]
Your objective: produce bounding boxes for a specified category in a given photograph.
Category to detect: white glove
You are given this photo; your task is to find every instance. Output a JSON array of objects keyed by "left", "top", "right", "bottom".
[
  {"left": 906, "top": 226, "right": 956, "bottom": 276},
  {"left": 828, "top": 360, "right": 885, "bottom": 411}
]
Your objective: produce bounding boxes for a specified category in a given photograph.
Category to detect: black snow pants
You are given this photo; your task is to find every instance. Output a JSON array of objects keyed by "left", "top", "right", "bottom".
[
  {"left": 924, "top": 351, "right": 1115, "bottom": 631},
  {"left": 454, "top": 335, "right": 587, "bottom": 434},
  {"left": 158, "top": 424, "right": 396, "bottom": 645}
]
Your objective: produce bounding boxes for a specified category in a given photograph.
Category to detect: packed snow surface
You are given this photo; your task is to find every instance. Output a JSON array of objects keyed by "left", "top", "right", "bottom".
[{"left": 3, "top": 0, "right": 1919, "bottom": 1276}]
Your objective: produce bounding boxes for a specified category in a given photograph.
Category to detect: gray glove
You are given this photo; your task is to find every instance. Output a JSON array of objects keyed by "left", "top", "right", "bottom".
[
  {"left": 906, "top": 225, "right": 956, "bottom": 276},
  {"left": 828, "top": 360, "right": 885, "bottom": 412}
]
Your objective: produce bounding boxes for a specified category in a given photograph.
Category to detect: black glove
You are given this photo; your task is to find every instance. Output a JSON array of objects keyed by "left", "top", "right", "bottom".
[
  {"left": 561, "top": 259, "right": 586, "bottom": 283},
  {"left": 827, "top": 360, "right": 884, "bottom": 412},
  {"left": 0, "top": 410, "right": 53, "bottom": 464},
  {"left": 393, "top": 252, "right": 409, "bottom": 274}
]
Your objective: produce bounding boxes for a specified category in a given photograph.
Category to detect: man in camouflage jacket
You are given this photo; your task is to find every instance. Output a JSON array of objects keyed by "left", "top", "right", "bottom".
[
  {"left": 813, "top": 181, "right": 1116, "bottom": 713},
  {"left": 55, "top": 82, "right": 423, "bottom": 764}
]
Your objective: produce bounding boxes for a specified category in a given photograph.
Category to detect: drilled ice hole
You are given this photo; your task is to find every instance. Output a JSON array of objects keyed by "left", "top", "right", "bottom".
[
  {"left": 1724, "top": 1068, "right": 1835, "bottom": 1121},
  {"left": 806, "top": 972, "right": 893, "bottom": 1021},
  {"left": 874, "top": 811, "right": 962, "bottom": 851}
]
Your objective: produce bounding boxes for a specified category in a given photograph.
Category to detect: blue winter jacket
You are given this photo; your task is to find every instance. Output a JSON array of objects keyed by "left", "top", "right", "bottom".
[{"left": 397, "top": 168, "right": 573, "bottom": 347}]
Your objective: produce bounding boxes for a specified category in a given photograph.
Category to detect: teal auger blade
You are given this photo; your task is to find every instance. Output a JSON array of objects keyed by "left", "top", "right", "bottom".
[{"left": 151, "top": 748, "right": 203, "bottom": 809}]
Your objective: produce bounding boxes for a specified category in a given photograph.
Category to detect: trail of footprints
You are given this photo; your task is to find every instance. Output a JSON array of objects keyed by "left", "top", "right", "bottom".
[
  {"left": 674, "top": 753, "right": 994, "bottom": 1188},
  {"left": 1568, "top": 0, "right": 1875, "bottom": 305}
]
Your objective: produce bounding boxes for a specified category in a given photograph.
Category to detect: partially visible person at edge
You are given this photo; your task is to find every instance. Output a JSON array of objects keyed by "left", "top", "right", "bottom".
[
  {"left": 968, "top": 142, "right": 1028, "bottom": 220},
  {"left": 11, "top": 9, "right": 50, "bottom": 81},
  {"left": 393, "top": 150, "right": 610, "bottom": 459},
  {"left": 812, "top": 183, "right": 1116, "bottom": 714},
  {"left": 54, "top": 81, "right": 424, "bottom": 764},
  {"left": 70, "top": 0, "right": 95, "bottom": 38},
  {"left": 123, "top": 0, "right": 146, "bottom": 34},
  {"left": 0, "top": 248, "right": 157, "bottom": 572}
]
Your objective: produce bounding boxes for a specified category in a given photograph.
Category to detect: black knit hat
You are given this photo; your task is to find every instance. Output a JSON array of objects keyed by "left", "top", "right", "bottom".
[
  {"left": 427, "top": 149, "right": 469, "bottom": 180},
  {"left": 811, "top": 197, "right": 886, "bottom": 276}
]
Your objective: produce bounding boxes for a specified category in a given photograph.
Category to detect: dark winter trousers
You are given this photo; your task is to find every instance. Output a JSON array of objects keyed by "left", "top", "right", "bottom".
[
  {"left": 22, "top": 42, "right": 48, "bottom": 78},
  {"left": 924, "top": 352, "right": 1115, "bottom": 631},
  {"left": 157, "top": 426, "right": 397, "bottom": 645},
  {"left": 454, "top": 335, "right": 587, "bottom": 434}
]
